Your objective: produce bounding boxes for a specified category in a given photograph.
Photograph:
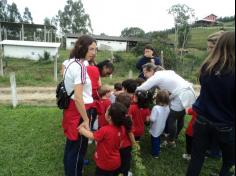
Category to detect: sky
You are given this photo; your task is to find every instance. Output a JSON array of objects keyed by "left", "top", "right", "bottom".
[{"left": 7, "top": 0, "right": 235, "bottom": 36}]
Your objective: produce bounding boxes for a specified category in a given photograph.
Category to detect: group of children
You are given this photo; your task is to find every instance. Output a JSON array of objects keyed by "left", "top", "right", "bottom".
[{"left": 77, "top": 78, "right": 178, "bottom": 176}]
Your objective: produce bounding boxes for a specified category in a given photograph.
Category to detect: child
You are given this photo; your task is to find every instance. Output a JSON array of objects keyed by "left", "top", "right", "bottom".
[
  {"left": 122, "top": 79, "right": 138, "bottom": 103},
  {"left": 110, "top": 83, "right": 123, "bottom": 103},
  {"left": 149, "top": 90, "right": 170, "bottom": 158},
  {"left": 97, "top": 86, "right": 112, "bottom": 128},
  {"left": 115, "top": 93, "right": 135, "bottom": 176},
  {"left": 128, "top": 90, "right": 150, "bottom": 141},
  {"left": 182, "top": 107, "right": 197, "bottom": 161},
  {"left": 79, "top": 103, "right": 132, "bottom": 176}
]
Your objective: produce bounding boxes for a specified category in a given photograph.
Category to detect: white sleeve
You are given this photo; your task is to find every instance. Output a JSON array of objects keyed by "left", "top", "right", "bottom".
[
  {"left": 137, "top": 73, "right": 160, "bottom": 91},
  {"left": 150, "top": 106, "right": 159, "bottom": 122},
  {"left": 71, "top": 62, "right": 87, "bottom": 85}
]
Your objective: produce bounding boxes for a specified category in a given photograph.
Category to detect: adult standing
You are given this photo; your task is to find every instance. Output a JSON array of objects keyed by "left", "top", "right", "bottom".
[
  {"left": 136, "top": 45, "right": 161, "bottom": 79},
  {"left": 137, "top": 63, "right": 196, "bottom": 146},
  {"left": 87, "top": 60, "right": 114, "bottom": 130},
  {"left": 186, "top": 32, "right": 235, "bottom": 176},
  {"left": 62, "top": 35, "right": 97, "bottom": 176}
]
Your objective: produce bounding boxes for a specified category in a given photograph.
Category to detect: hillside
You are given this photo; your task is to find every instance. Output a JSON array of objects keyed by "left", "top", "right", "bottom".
[{"left": 168, "top": 24, "right": 235, "bottom": 50}]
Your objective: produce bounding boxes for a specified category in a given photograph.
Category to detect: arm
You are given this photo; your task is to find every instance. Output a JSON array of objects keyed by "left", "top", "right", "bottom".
[
  {"left": 137, "top": 73, "right": 159, "bottom": 91},
  {"left": 61, "top": 64, "right": 65, "bottom": 76},
  {"left": 155, "top": 57, "right": 161, "bottom": 65},
  {"left": 79, "top": 126, "right": 94, "bottom": 139},
  {"left": 128, "top": 132, "right": 137, "bottom": 146},
  {"left": 74, "top": 84, "right": 90, "bottom": 130},
  {"left": 136, "top": 57, "right": 143, "bottom": 70}
]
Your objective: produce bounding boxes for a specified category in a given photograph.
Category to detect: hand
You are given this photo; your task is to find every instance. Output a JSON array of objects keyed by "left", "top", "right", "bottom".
[
  {"left": 81, "top": 119, "right": 90, "bottom": 130},
  {"left": 151, "top": 59, "right": 155, "bottom": 63}
]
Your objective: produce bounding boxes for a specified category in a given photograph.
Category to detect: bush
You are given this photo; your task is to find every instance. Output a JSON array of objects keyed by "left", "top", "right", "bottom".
[{"left": 39, "top": 51, "right": 51, "bottom": 63}]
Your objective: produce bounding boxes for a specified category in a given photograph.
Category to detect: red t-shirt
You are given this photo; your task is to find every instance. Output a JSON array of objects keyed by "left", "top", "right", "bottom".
[
  {"left": 128, "top": 104, "right": 150, "bottom": 137},
  {"left": 186, "top": 108, "right": 197, "bottom": 136},
  {"left": 120, "top": 126, "right": 132, "bottom": 148},
  {"left": 93, "top": 125, "right": 122, "bottom": 171},
  {"left": 97, "top": 98, "right": 111, "bottom": 128},
  {"left": 87, "top": 66, "right": 101, "bottom": 100}
]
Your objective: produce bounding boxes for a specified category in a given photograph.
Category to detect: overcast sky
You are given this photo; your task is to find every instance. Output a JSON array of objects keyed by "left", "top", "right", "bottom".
[{"left": 8, "top": 0, "right": 235, "bottom": 36}]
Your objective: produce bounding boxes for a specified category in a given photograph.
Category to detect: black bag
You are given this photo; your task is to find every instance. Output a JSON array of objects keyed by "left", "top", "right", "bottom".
[
  {"left": 56, "top": 61, "right": 76, "bottom": 109},
  {"left": 56, "top": 81, "right": 74, "bottom": 109}
]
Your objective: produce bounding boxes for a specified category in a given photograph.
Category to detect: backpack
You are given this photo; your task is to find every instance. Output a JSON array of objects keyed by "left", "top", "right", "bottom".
[{"left": 56, "top": 61, "right": 76, "bottom": 109}]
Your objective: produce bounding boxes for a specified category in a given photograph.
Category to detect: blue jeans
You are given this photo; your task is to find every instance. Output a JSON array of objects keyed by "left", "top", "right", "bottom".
[
  {"left": 186, "top": 115, "right": 235, "bottom": 176},
  {"left": 151, "top": 135, "right": 161, "bottom": 157}
]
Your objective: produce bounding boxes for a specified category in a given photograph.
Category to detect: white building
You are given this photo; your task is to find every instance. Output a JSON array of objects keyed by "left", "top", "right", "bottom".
[
  {"left": 0, "top": 40, "right": 61, "bottom": 61},
  {"left": 66, "top": 34, "right": 149, "bottom": 51}
]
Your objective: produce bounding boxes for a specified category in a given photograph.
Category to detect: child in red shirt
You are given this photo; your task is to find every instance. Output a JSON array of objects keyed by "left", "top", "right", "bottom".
[
  {"left": 115, "top": 93, "right": 136, "bottom": 176},
  {"left": 79, "top": 103, "right": 132, "bottom": 176},
  {"left": 97, "top": 86, "right": 112, "bottom": 128},
  {"left": 182, "top": 107, "right": 197, "bottom": 160},
  {"left": 128, "top": 90, "right": 151, "bottom": 141}
]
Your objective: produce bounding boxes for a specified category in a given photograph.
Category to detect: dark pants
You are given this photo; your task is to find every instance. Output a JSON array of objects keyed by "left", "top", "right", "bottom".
[
  {"left": 151, "top": 135, "right": 161, "bottom": 157},
  {"left": 167, "top": 109, "right": 186, "bottom": 141},
  {"left": 64, "top": 136, "right": 88, "bottom": 176},
  {"left": 186, "top": 134, "right": 193, "bottom": 155},
  {"left": 89, "top": 108, "right": 97, "bottom": 131},
  {"left": 96, "top": 167, "right": 117, "bottom": 176},
  {"left": 114, "top": 146, "right": 132, "bottom": 176},
  {"left": 186, "top": 116, "right": 235, "bottom": 176}
]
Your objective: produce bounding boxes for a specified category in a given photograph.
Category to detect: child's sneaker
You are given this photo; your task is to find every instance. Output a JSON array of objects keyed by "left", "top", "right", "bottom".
[
  {"left": 168, "top": 141, "right": 176, "bottom": 148},
  {"left": 88, "top": 139, "right": 93, "bottom": 145},
  {"left": 128, "top": 171, "right": 133, "bottom": 176},
  {"left": 160, "top": 140, "right": 168, "bottom": 148},
  {"left": 182, "top": 154, "right": 191, "bottom": 161}
]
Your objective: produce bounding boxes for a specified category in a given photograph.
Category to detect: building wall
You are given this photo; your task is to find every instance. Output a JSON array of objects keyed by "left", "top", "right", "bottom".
[
  {"left": 3, "top": 45, "right": 59, "bottom": 60},
  {"left": 66, "top": 38, "right": 127, "bottom": 51}
]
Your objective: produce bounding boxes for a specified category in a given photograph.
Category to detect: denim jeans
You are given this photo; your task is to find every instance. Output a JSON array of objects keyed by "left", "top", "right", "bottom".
[{"left": 186, "top": 115, "right": 235, "bottom": 176}]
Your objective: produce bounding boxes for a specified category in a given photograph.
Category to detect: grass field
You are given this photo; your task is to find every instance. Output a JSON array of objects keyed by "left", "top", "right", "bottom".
[
  {"left": 0, "top": 105, "right": 222, "bottom": 176},
  {"left": 0, "top": 50, "right": 139, "bottom": 87},
  {"left": 168, "top": 26, "right": 235, "bottom": 50}
]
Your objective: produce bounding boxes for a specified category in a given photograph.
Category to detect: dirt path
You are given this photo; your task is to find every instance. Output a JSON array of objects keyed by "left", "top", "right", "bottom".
[{"left": 0, "top": 86, "right": 200, "bottom": 106}]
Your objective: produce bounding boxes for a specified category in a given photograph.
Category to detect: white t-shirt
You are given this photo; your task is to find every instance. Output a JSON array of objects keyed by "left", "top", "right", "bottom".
[
  {"left": 64, "top": 59, "right": 93, "bottom": 104},
  {"left": 149, "top": 105, "right": 170, "bottom": 138},
  {"left": 137, "top": 70, "right": 196, "bottom": 111}
]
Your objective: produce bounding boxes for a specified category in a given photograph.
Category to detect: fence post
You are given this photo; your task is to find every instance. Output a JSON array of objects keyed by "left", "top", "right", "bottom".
[
  {"left": 128, "top": 70, "right": 133, "bottom": 79},
  {"left": 161, "top": 50, "right": 164, "bottom": 68},
  {"left": 10, "top": 72, "right": 18, "bottom": 108},
  {"left": 54, "top": 54, "right": 58, "bottom": 82},
  {"left": 0, "top": 45, "right": 4, "bottom": 76}
]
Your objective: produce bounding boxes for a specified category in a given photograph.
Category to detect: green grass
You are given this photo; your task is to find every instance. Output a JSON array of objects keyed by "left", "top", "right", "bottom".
[
  {"left": 0, "top": 105, "right": 221, "bottom": 176},
  {"left": 0, "top": 50, "right": 138, "bottom": 87},
  {"left": 168, "top": 26, "right": 235, "bottom": 50}
]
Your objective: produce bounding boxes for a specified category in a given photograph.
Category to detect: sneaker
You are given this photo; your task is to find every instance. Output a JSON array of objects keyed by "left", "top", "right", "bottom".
[
  {"left": 182, "top": 154, "right": 191, "bottom": 161},
  {"left": 168, "top": 141, "right": 176, "bottom": 148},
  {"left": 160, "top": 140, "right": 168, "bottom": 148},
  {"left": 88, "top": 139, "right": 93, "bottom": 145},
  {"left": 128, "top": 171, "right": 133, "bottom": 176}
]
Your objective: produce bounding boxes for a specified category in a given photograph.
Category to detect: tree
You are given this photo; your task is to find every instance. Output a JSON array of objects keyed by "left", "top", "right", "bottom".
[
  {"left": 57, "top": 0, "right": 92, "bottom": 35},
  {"left": 7, "top": 2, "right": 22, "bottom": 22},
  {"left": 23, "top": 7, "right": 33, "bottom": 24},
  {"left": 168, "top": 4, "right": 195, "bottom": 55},
  {"left": 0, "top": 0, "right": 8, "bottom": 21},
  {"left": 121, "top": 27, "right": 145, "bottom": 38}
]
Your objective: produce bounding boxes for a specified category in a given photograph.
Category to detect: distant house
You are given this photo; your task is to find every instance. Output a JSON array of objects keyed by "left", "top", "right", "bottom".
[
  {"left": 66, "top": 34, "right": 149, "bottom": 51},
  {"left": 195, "top": 14, "right": 218, "bottom": 26},
  {"left": 0, "top": 40, "right": 61, "bottom": 61}
]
